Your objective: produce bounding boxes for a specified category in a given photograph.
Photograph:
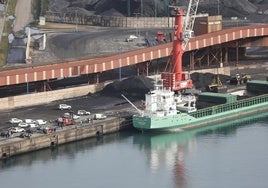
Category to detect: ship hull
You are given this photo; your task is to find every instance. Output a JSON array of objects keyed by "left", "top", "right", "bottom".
[{"left": 133, "top": 97, "right": 268, "bottom": 131}]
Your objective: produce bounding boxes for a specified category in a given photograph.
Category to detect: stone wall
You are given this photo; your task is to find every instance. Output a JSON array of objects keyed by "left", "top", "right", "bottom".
[{"left": 45, "top": 12, "right": 175, "bottom": 28}]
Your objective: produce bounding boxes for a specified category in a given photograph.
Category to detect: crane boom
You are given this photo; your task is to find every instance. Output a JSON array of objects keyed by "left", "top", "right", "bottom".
[
  {"left": 183, "top": 0, "right": 200, "bottom": 50},
  {"left": 161, "top": 0, "right": 199, "bottom": 91}
]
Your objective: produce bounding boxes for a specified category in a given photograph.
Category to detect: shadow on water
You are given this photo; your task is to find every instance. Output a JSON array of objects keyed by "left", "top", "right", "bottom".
[{"left": 0, "top": 130, "right": 137, "bottom": 169}]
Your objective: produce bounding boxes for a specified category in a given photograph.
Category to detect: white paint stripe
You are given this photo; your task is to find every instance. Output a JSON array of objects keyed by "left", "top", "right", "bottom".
[
  {"left": 203, "top": 39, "right": 206, "bottom": 47},
  {"left": 16, "top": 75, "right": 19, "bottom": 84},
  {"left": 210, "top": 37, "right": 213, "bottom": 46},
  {"left": 232, "top": 32, "right": 235, "bottom": 40},
  {"left": 69, "top": 67, "right": 72, "bottom": 76},
  {"left": 111, "top": 60, "right": 114, "bottom": 69},
  {"left": 196, "top": 40, "right": 199, "bottom": 49},
  {"left": 166, "top": 47, "right": 169, "bottom": 55},
  {"left": 142, "top": 53, "right": 145, "bottom": 61},
  {"left": 225, "top": 34, "right": 228, "bottom": 42},
  {"left": 247, "top": 29, "right": 250, "bottom": 37},
  {"left": 187, "top": 43, "right": 191, "bottom": 51},
  {"left": 78, "top": 66, "right": 80, "bottom": 75},
  {"left": 94, "top": 64, "right": 97, "bottom": 73},
  {"left": 261, "top": 28, "right": 264, "bottom": 36},
  {"left": 34, "top": 72, "right": 37, "bottom": 81},
  {"left": 240, "top": 30, "right": 242, "bottom": 38},
  {"left": 52, "top": 70, "right": 55, "bottom": 79},
  {"left": 6, "top": 76, "right": 10, "bottom": 85},
  {"left": 127, "top": 57, "right": 130, "bottom": 65},
  {"left": 24, "top": 73, "right": 27, "bottom": 82},
  {"left": 102, "top": 62, "right": 105, "bottom": 71},
  {"left": 218, "top": 35, "right": 221, "bottom": 43},
  {"left": 254, "top": 28, "right": 257, "bottom": 36},
  {"left": 43, "top": 71, "right": 46, "bottom": 80},
  {"left": 150, "top": 51, "right": 153, "bottom": 60},
  {"left": 158, "top": 49, "right": 161, "bottom": 58},
  {"left": 60, "top": 68, "right": 63, "bottom": 77},
  {"left": 86, "top": 65, "right": 88, "bottom": 74},
  {"left": 135, "top": 55, "right": 137, "bottom": 64}
]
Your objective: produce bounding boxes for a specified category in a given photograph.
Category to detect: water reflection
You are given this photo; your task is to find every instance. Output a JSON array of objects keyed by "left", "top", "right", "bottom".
[
  {"left": 0, "top": 131, "right": 135, "bottom": 169},
  {"left": 132, "top": 112, "right": 268, "bottom": 188}
]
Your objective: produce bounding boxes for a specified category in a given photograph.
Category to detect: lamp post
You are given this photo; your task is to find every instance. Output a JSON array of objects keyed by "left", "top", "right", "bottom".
[{"left": 133, "top": 12, "right": 140, "bottom": 36}]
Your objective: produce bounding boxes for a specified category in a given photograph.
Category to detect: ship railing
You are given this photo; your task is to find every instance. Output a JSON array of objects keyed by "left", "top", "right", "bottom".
[{"left": 190, "top": 94, "right": 268, "bottom": 118}]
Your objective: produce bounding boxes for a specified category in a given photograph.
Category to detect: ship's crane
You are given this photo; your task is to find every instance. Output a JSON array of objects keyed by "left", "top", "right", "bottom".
[{"left": 161, "top": 0, "right": 199, "bottom": 91}]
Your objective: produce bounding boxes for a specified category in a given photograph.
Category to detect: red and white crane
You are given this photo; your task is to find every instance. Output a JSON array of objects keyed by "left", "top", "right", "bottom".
[{"left": 161, "top": 0, "right": 199, "bottom": 91}]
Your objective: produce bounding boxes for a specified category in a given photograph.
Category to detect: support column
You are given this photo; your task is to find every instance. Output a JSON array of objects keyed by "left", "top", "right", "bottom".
[
  {"left": 206, "top": 52, "right": 210, "bottom": 67},
  {"left": 224, "top": 47, "right": 228, "bottom": 65},
  {"left": 146, "top": 61, "right": 150, "bottom": 76},
  {"left": 236, "top": 42, "right": 239, "bottom": 66},
  {"left": 219, "top": 47, "right": 223, "bottom": 67},
  {"left": 190, "top": 52, "right": 195, "bottom": 70}
]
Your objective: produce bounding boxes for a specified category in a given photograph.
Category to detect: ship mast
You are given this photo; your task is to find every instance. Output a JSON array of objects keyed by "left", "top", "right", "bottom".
[{"left": 161, "top": 0, "right": 199, "bottom": 91}]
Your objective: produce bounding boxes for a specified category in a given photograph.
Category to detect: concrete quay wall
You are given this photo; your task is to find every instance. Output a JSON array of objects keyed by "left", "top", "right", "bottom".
[
  {"left": 0, "top": 116, "right": 132, "bottom": 159},
  {"left": 0, "top": 81, "right": 112, "bottom": 110}
]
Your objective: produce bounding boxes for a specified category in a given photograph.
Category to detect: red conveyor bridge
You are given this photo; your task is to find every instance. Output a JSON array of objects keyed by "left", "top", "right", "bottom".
[{"left": 0, "top": 25, "right": 268, "bottom": 87}]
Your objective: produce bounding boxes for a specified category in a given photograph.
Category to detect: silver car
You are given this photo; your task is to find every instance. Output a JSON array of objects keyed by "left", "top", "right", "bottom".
[{"left": 58, "top": 104, "right": 72, "bottom": 110}]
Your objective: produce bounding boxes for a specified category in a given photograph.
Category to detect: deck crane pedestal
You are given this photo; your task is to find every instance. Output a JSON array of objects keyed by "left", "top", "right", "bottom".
[{"left": 161, "top": 0, "right": 199, "bottom": 91}]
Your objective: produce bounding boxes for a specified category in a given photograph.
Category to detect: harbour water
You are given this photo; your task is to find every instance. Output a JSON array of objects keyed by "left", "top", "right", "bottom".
[{"left": 0, "top": 114, "right": 268, "bottom": 188}]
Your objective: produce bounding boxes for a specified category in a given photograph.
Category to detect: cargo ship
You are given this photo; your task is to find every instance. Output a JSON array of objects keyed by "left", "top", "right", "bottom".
[
  {"left": 123, "top": 3, "right": 268, "bottom": 132},
  {"left": 130, "top": 80, "right": 268, "bottom": 131}
]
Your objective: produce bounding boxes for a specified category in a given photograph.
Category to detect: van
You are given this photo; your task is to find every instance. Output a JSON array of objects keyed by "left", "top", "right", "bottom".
[{"left": 94, "top": 113, "right": 107, "bottom": 120}]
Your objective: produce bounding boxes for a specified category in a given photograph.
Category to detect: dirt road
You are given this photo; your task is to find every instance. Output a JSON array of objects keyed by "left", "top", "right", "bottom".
[{"left": 13, "top": 0, "right": 33, "bottom": 32}]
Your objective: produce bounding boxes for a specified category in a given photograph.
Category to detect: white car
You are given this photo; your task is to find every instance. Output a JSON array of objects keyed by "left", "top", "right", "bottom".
[
  {"left": 58, "top": 104, "right": 72, "bottom": 110},
  {"left": 77, "top": 110, "right": 91, "bottom": 116},
  {"left": 18, "top": 122, "right": 29, "bottom": 128},
  {"left": 10, "top": 127, "right": 25, "bottom": 133},
  {"left": 9, "top": 118, "right": 23, "bottom": 124},
  {"left": 28, "top": 123, "right": 39, "bottom": 128},
  {"left": 35, "top": 119, "right": 47, "bottom": 125},
  {"left": 24, "top": 119, "right": 35, "bottom": 124},
  {"left": 63, "top": 112, "right": 80, "bottom": 120}
]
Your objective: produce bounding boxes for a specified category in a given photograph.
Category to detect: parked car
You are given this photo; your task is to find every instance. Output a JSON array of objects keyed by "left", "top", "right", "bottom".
[
  {"left": 57, "top": 117, "right": 73, "bottom": 126},
  {"left": 58, "top": 104, "right": 72, "bottom": 110},
  {"left": 28, "top": 123, "right": 39, "bottom": 128},
  {"left": 18, "top": 122, "right": 29, "bottom": 128},
  {"left": 63, "top": 112, "right": 80, "bottom": 120},
  {"left": 26, "top": 127, "right": 37, "bottom": 133},
  {"left": 9, "top": 118, "right": 23, "bottom": 124},
  {"left": 0, "top": 130, "right": 10, "bottom": 137},
  {"left": 94, "top": 113, "right": 107, "bottom": 120},
  {"left": 35, "top": 119, "right": 47, "bottom": 125},
  {"left": 24, "top": 119, "right": 35, "bottom": 124},
  {"left": 18, "top": 132, "right": 31, "bottom": 138},
  {"left": 10, "top": 127, "right": 25, "bottom": 133},
  {"left": 77, "top": 110, "right": 91, "bottom": 116}
]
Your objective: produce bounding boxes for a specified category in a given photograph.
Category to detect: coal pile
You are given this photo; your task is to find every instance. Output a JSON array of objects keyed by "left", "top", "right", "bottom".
[
  {"left": 100, "top": 75, "right": 154, "bottom": 99},
  {"left": 100, "top": 73, "right": 231, "bottom": 99},
  {"left": 191, "top": 72, "right": 230, "bottom": 91}
]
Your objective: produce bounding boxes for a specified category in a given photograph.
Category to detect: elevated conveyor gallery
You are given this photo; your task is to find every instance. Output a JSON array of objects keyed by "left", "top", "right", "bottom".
[{"left": 0, "top": 25, "right": 268, "bottom": 87}]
